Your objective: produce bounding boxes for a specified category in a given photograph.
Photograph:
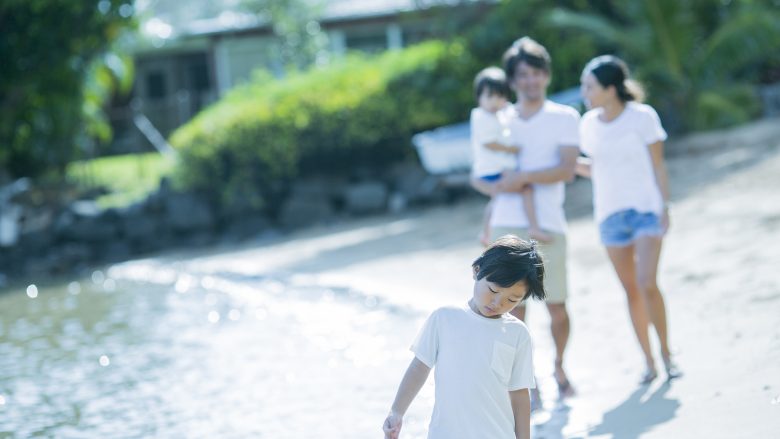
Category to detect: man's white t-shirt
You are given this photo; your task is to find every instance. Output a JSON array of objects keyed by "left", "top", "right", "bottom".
[
  {"left": 470, "top": 107, "right": 517, "bottom": 177},
  {"left": 489, "top": 101, "right": 580, "bottom": 234},
  {"left": 411, "top": 304, "right": 535, "bottom": 439},
  {"left": 579, "top": 102, "right": 668, "bottom": 224}
]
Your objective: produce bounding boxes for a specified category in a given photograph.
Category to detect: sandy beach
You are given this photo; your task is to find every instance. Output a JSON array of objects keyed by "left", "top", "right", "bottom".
[{"left": 110, "top": 118, "right": 780, "bottom": 437}]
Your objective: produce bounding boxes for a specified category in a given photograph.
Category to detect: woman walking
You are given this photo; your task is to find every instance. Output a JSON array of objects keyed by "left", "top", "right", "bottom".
[{"left": 576, "top": 55, "right": 681, "bottom": 384}]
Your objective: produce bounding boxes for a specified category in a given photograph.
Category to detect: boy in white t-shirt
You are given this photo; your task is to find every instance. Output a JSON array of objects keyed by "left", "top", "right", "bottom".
[
  {"left": 471, "top": 67, "right": 552, "bottom": 245},
  {"left": 382, "top": 235, "right": 545, "bottom": 439}
]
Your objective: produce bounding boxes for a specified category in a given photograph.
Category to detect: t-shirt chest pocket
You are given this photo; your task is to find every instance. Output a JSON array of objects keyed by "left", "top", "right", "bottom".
[{"left": 490, "top": 341, "right": 515, "bottom": 385}]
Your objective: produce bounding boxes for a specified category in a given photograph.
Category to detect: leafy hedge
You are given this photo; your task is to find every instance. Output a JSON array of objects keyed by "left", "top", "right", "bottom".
[{"left": 170, "top": 41, "right": 474, "bottom": 213}]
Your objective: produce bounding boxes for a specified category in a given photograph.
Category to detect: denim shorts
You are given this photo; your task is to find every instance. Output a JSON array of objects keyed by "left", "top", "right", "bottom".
[{"left": 598, "top": 209, "right": 663, "bottom": 247}]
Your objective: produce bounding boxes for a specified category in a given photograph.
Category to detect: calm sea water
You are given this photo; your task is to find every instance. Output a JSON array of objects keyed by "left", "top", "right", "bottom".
[{"left": 0, "top": 260, "right": 435, "bottom": 438}]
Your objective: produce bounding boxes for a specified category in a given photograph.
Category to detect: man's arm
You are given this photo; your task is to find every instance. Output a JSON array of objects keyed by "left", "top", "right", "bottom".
[
  {"left": 383, "top": 358, "right": 431, "bottom": 439},
  {"left": 510, "top": 388, "right": 531, "bottom": 439},
  {"left": 496, "top": 146, "right": 579, "bottom": 192}
]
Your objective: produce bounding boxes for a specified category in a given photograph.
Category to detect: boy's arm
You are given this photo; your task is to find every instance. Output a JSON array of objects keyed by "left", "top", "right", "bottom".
[
  {"left": 383, "top": 358, "right": 431, "bottom": 439},
  {"left": 497, "top": 145, "right": 579, "bottom": 192},
  {"left": 509, "top": 388, "right": 531, "bottom": 439}
]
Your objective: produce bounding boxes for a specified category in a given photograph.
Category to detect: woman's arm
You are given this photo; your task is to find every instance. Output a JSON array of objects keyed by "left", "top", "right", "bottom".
[
  {"left": 648, "top": 140, "right": 671, "bottom": 231},
  {"left": 575, "top": 156, "right": 592, "bottom": 178},
  {"left": 509, "top": 388, "right": 531, "bottom": 439},
  {"left": 383, "top": 358, "right": 431, "bottom": 439}
]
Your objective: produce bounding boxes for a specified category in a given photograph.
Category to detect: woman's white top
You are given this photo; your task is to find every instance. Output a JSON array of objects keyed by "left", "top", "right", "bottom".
[{"left": 579, "top": 102, "right": 668, "bottom": 223}]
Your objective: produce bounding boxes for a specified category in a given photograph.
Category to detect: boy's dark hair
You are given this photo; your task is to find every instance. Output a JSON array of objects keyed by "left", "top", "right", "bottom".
[
  {"left": 472, "top": 235, "right": 546, "bottom": 302},
  {"left": 473, "top": 67, "right": 511, "bottom": 101},
  {"left": 502, "top": 36, "right": 552, "bottom": 79}
]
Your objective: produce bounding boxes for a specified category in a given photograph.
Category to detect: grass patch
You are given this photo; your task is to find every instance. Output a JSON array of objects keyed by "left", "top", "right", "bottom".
[{"left": 67, "top": 153, "right": 175, "bottom": 209}]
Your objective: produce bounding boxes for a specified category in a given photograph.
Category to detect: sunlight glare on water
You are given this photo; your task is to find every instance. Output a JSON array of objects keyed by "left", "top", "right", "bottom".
[{"left": 0, "top": 261, "right": 433, "bottom": 438}]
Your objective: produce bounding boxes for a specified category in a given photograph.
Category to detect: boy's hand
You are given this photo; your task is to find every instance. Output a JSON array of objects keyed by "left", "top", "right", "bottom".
[{"left": 382, "top": 411, "right": 403, "bottom": 439}]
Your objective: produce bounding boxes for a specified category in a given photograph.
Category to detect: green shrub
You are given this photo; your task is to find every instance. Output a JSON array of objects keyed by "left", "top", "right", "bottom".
[{"left": 169, "top": 41, "right": 474, "bottom": 214}]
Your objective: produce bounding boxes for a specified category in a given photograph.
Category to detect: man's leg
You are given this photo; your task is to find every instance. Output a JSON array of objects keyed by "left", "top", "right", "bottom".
[
  {"left": 539, "top": 231, "right": 573, "bottom": 396},
  {"left": 547, "top": 302, "right": 573, "bottom": 396}
]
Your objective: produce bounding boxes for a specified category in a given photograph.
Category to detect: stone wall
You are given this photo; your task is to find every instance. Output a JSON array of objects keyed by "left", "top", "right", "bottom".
[{"left": 0, "top": 160, "right": 454, "bottom": 283}]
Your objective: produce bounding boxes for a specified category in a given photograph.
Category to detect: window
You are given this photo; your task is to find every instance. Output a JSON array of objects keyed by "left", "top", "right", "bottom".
[
  {"left": 146, "top": 71, "right": 167, "bottom": 99},
  {"left": 345, "top": 33, "right": 387, "bottom": 53}
]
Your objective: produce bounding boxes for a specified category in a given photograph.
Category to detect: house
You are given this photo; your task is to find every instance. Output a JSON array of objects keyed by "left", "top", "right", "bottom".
[{"left": 109, "top": 0, "right": 496, "bottom": 154}]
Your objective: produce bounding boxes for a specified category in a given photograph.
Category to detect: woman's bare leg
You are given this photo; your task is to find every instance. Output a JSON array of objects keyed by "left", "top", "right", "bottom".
[
  {"left": 634, "top": 235, "right": 672, "bottom": 360},
  {"left": 606, "top": 244, "right": 656, "bottom": 373}
]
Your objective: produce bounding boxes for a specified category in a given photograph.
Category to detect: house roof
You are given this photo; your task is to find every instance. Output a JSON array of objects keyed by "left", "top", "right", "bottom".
[{"left": 137, "top": 0, "right": 488, "bottom": 40}]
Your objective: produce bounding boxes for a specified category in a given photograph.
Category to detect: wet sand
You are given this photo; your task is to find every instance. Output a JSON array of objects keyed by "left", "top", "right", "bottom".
[{"left": 146, "top": 118, "right": 780, "bottom": 437}]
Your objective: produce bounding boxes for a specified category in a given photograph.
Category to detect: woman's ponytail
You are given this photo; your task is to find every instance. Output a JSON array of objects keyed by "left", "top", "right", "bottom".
[{"left": 621, "top": 78, "right": 645, "bottom": 103}]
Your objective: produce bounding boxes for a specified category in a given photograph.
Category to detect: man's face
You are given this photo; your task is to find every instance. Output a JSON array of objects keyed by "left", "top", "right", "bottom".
[{"left": 511, "top": 62, "right": 550, "bottom": 102}]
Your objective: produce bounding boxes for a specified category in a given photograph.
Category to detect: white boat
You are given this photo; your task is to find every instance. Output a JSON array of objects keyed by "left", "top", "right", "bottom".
[{"left": 411, "top": 87, "right": 582, "bottom": 185}]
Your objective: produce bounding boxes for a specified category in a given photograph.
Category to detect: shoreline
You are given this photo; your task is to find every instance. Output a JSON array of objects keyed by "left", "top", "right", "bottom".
[{"left": 2, "top": 118, "right": 779, "bottom": 436}]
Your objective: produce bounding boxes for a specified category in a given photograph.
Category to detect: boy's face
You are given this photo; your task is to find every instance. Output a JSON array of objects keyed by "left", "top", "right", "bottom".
[
  {"left": 478, "top": 89, "right": 508, "bottom": 113},
  {"left": 511, "top": 61, "right": 550, "bottom": 102},
  {"left": 471, "top": 268, "right": 527, "bottom": 318}
]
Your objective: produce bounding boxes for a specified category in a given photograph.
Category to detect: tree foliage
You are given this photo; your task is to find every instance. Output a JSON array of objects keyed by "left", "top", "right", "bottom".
[
  {"left": 545, "top": 0, "right": 780, "bottom": 131},
  {"left": 0, "top": 0, "right": 135, "bottom": 179}
]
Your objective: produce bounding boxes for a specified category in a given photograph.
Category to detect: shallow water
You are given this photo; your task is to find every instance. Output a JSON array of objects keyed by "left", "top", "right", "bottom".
[{"left": 0, "top": 261, "right": 434, "bottom": 438}]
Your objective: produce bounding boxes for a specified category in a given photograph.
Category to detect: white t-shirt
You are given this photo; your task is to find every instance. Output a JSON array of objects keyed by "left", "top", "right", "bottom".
[
  {"left": 411, "top": 304, "right": 535, "bottom": 439},
  {"left": 470, "top": 107, "right": 517, "bottom": 177},
  {"left": 579, "top": 102, "right": 668, "bottom": 223},
  {"left": 489, "top": 101, "right": 580, "bottom": 234}
]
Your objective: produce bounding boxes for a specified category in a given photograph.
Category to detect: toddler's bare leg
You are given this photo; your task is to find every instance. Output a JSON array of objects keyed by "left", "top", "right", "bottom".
[
  {"left": 521, "top": 186, "right": 553, "bottom": 243},
  {"left": 479, "top": 198, "right": 494, "bottom": 247}
]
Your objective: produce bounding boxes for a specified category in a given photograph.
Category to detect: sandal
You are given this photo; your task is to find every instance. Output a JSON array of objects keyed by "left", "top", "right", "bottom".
[
  {"left": 554, "top": 366, "right": 575, "bottom": 398},
  {"left": 640, "top": 368, "right": 658, "bottom": 385},
  {"left": 556, "top": 377, "right": 575, "bottom": 398},
  {"left": 664, "top": 358, "right": 683, "bottom": 381}
]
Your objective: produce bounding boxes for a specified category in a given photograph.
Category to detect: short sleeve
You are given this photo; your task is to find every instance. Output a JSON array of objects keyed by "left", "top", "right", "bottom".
[
  {"left": 508, "top": 338, "right": 535, "bottom": 391},
  {"left": 637, "top": 106, "right": 667, "bottom": 144},
  {"left": 470, "top": 109, "right": 501, "bottom": 145},
  {"left": 578, "top": 115, "right": 593, "bottom": 156},
  {"left": 557, "top": 109, "right": 580, "bottom": 147},
  {"left": 410, "top": 311, "right": 439, "bottom": 368}
]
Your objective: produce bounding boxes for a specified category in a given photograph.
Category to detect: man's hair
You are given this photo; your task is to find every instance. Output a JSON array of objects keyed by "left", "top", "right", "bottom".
[
  {"left": 473, "top": 66, "right": 511, "bottom": 101},
  {"left": 502, "top": 36, "right": 552, "bottom": 79},
  {"left": 472, "top": 235, "right": 546, "bottom": 302}
]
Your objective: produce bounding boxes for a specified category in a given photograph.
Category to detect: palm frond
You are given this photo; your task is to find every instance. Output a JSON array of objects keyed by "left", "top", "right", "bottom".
[
  {"left": 697, "top": 6, "right": 780, "bottom": 77},
  {"left": 544, "top": 8, "right": 646, "bottom": 54}
]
